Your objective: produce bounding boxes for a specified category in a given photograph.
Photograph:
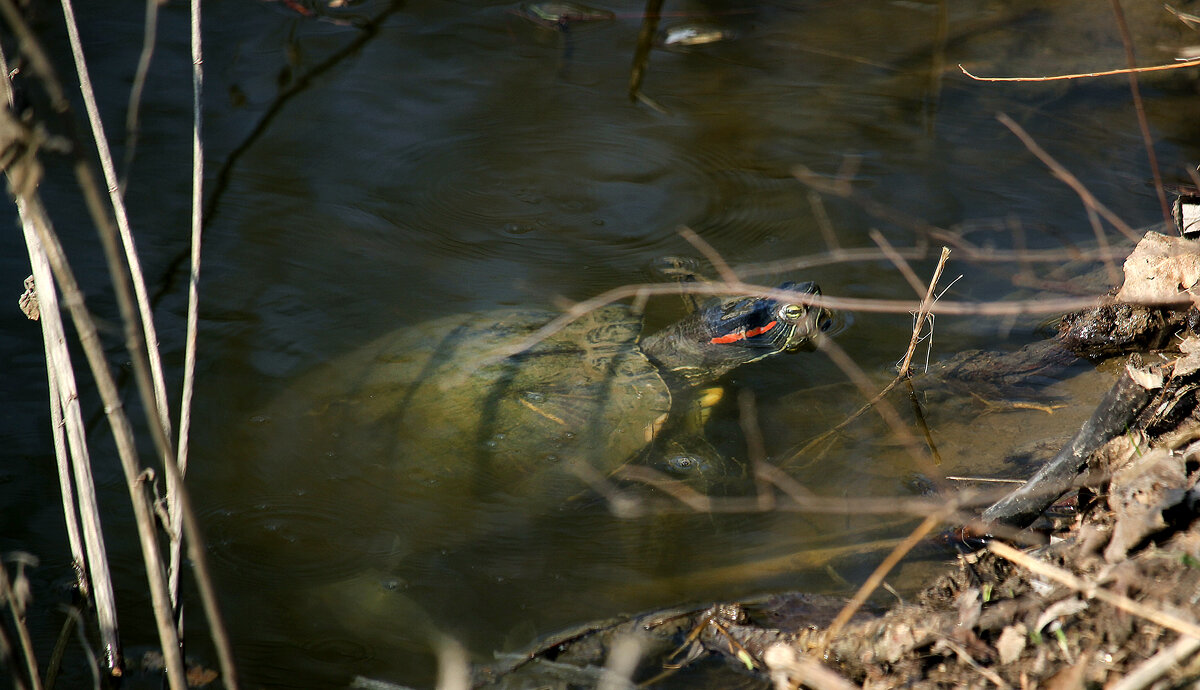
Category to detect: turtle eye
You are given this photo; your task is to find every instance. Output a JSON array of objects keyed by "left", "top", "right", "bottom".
[{"left": 781, "top": 304, "right": 805, "bottom": 320}]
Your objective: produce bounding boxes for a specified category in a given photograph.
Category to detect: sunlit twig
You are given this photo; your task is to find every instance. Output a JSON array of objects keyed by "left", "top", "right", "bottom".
[{"left": 958, "top": 58, "right": 1200, "bottom": 81}]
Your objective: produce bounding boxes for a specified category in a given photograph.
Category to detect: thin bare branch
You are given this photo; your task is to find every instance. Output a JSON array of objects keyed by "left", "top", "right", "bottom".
[
  {"left": 998, "top": 113, "right": 1141, "bottom": 242},
  {"left": 869, "top": 228, "right": 926, "bottom": 297},
  {"left": 958, "top": 58, "right": 1200, "bottom": 81},
  {"left": 678, "top": 226, "right": 740, "bottom": 284},
  {"left": 821, "top": 511, "right": 949, "bottom": 653},
  {"left": 1109, "top": 0, "right": 1172, "bottom": 227},
  {"left": 990, "top": 541, "right": 1200, "bottom": 639}
]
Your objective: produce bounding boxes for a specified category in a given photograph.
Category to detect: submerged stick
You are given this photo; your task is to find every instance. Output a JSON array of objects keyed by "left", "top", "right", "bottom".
[{"left": 980, "top": 364, "right": 1158, "bottom": 528}]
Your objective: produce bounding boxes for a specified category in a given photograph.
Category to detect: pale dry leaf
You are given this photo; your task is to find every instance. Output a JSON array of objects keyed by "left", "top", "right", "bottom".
[
  {"left": 995, "top": 624, "right": 1026, "bottom": 665},
  {"left": 1034, "top": 597, "right": 1088, "bottom": 635},
  {"left": 1104, "top": 448, "right": 1187, "bottom": 563},
  {"left": 1175, "top": 336, "right": 1200, "bottom": 377},
  {"left": 1116, "top": 231, "right": 1200, "bottom": 308}
]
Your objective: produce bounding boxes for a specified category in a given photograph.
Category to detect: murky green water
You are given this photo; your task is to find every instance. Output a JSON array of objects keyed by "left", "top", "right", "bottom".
[{"left": 3, "top": 0, "right": 1199, "bottom": 686}]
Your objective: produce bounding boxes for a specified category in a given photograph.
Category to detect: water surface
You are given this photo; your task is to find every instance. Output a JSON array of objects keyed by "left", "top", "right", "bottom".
[{"left": 3, "top": 0, "right": 1199, "bottom": 686}]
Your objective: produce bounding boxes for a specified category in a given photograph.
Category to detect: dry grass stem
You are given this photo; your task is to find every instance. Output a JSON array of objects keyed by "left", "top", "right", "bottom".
[
  {"left": 989, "top": 541, "right": 1200, "bottom": 639},
  {"left": 59, "top": 0, "right": 175, "bottom": 449},
  {"left": 167, "top": 0, "right": 207, "bottom": 648},
  {"left": 958, "top": 57, "right": 1200, "bottom": 81},
  {"left": 1108, "top": 634, "right": 1200, "bottom": 690},
  {"left": 20, "top": 212, "right": 121, "bottom": 668},
  {"left": 0, "top": 557, "right": 42, "bottom": 690},
  {"left": 898, "top": 247, "right": 951, "bottom": 377},
  {"left": 9, "top": 1, "right": 239, "bottom": 683}
]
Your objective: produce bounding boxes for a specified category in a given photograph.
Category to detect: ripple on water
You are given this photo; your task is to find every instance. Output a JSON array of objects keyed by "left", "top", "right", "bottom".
[
  {"left": 202, "top": 496, "right": 401, "bottom": 584},
  {"left": 372, "top": 125, "right": 810, "bottom": 262}
]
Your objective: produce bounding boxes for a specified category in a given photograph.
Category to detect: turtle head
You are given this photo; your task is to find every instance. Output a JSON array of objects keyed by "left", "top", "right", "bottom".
[
  {"left": 641, "top": 281, "right": 833, "bottom": 384},
  {"left": 702, "top": 281, "right": 829, "bottom": 356}
]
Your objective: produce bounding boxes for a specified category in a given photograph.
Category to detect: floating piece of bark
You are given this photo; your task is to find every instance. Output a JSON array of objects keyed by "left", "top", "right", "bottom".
[{"left": 980, "top": 363, "right": 1160, "bottom": 529}]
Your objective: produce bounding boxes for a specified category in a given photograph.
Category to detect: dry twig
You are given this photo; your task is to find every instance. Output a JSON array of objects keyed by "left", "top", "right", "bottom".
[
  {"left": 819, "top": 511, "right": 949, "bottom": 657},
  {"left": 958, "top": 58, "right": 1200, "bottom": 82},
  {"left": 990, "top": 541, "right": 1200, "bottom": 639}
]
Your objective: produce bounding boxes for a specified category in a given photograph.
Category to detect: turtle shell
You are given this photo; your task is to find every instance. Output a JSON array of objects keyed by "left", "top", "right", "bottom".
[{"left": 283, "top": 305, "right": 671, "bottom": 502}]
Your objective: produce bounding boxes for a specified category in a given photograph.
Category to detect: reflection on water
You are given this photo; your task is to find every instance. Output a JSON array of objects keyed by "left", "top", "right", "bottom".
[{"left": 6, "top": 0, "right": 1199, "bottom": 687}]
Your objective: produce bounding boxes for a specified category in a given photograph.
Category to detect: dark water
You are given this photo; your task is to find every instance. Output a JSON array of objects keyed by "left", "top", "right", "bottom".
[{"left": 3, "top": 0, "right": 1199, "bottom": 686}]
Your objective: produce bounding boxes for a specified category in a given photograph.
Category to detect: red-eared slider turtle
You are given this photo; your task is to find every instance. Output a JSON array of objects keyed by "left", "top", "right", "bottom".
[{"left": 282, "top": 282, "right": 830, "bottom": 504}]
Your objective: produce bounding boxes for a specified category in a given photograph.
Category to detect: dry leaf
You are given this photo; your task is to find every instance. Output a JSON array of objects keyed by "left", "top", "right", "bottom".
[
  {"left": 995, "top": 624, "right": 1026, "bottom": 665},
  {"left": 1115, "top": 231, "right": 1200, "bottom": 308},
  {"left": 1175, "top": 336, "right": 1200, "bottom": 377},
  {"left": 1104, "top": 448, "right": 1187, "bottom": 562}
]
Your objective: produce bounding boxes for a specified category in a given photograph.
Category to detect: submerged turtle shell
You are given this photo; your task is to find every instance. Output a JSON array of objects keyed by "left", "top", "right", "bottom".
[{"left": 287, "top": 305, "right": 671, "bottom": 501}]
